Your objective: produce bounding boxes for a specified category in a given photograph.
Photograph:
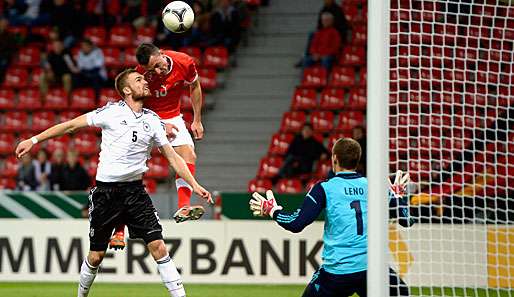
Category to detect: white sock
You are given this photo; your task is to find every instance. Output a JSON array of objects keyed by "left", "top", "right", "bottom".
[
  {"left": 157, "top": 254, "right": 186, "bottom": 297},
  {"left": 77, "top": 258, "right": 99, "bottom": 297}
]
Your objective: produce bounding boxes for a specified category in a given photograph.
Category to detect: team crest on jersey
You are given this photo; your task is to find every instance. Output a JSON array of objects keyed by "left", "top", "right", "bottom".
[{"left": 142, "top": 121, "right": 151, "bottom": 132}]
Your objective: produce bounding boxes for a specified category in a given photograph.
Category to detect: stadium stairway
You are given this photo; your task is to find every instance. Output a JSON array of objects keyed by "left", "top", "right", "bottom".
[{"left": 193, "top": 0, "right": 319, "bottom": 193}]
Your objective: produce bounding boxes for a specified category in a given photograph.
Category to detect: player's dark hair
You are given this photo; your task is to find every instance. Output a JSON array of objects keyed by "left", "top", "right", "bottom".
[
  {"left": 136, "top": 43, "right": 160, "bottom": 65},
  {"left": 114, "top": 68, "right": 137, "bottom": 97},
  {"left": 332, "top": 138, "right": 361, "bottom": 170}
]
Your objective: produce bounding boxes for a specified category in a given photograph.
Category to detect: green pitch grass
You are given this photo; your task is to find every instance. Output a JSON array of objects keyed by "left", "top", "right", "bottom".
[{"left": 0, "top": 283, "right": 513, "bottom": 297}]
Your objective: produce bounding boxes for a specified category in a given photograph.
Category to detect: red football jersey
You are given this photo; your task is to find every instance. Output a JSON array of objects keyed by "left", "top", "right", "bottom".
[{"left": 136, "top": 50, "right": 198, "bottom": 119}]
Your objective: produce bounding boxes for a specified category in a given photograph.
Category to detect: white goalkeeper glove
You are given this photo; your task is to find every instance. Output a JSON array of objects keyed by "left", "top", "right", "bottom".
[
  {"left": 389, "top": 170, "right": 410, "bottom": 199},
  {"left": 249, "top": 190, "right": 283, "bottom": 218}
]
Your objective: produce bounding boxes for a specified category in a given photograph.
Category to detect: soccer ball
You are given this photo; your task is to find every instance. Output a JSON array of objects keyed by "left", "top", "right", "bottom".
[{"left": 162, "top": 1, "right": 195, "bottom": 33}]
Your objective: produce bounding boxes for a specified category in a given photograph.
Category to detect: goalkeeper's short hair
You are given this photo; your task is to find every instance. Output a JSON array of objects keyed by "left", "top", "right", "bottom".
[{"left": 332, "top": 138, "right": 361, "bottom": 170}]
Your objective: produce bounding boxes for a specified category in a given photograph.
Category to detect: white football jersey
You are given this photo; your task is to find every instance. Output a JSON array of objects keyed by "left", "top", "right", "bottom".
[{"left": 86, "top": 101, "right": 170, "bottom": 182}]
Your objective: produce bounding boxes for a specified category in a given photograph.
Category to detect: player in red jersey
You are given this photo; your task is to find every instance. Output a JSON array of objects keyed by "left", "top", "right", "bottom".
[{"left": 109, "top": 43, "right": 206, "bottom": 250}]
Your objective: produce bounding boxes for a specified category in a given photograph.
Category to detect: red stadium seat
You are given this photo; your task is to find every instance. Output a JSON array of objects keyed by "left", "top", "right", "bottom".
[
  {"left": 73, "top": 133, "right": 98, "bottom": 155},
  {"left": 2, "top": 111, "right": 29, "bottom": 132},
  {"left": 58, "top": 111, "right": 80, "bottom": 122},
  {"left": 301, "top": 66, "right": 327, "bottom": 88},
  {"left": 70, "top": 88, "right": 96, "bottom": 110},
  {"left": 28, "top": 68, "right": 44, "bottom": 88},
  {"left": 14, "top": 46, "right": 41, "bottom": 67},
  {"left": 31, "top": 111, "right": 56, "bottom": 132},
  {"left": 31, "top": 26, "right": 51, "bottom": 39},
  {"left": 268, "top": 133, "right": 294, "bottom": 155},
  {"left": 17, "top": 89, "right": 42, "bottom": 110},
  {"left": 311, "top": 111, "right": 335, "bottom": 133},
  {"left": 276, "top": 178, "right": 303, "bottom": 194},
  {"left": 1, "top": 156, "right": 18, "bottom": 178},
  {"left": 314, "top": 160, "right": 332, "bottom": 178},
  {"left": 329, "top": 66, "right": 355, "bottom": 87},
  {"left": 3, "top": 68, "right": 29, "bottom": 89},
  {"left": 84, "top": 26, "right": 107, "bottom": 46},
  {"left": 146, "top": 155, "right": 169, "bottom": 179},
  {"left": 124, "top": 48, "right": 138, "bottom": 66},
  {"left": 0, "top": 177, "right": 16, "bottom": 189},
  {"left": 347, "top": 88, "right": 366, "bottom": 110},
  {"left": 179, "top": 46, "right": 202, "bottom": 66},
  {"left": 86, "top": 156, "right": 99, "bottom": 178},
  {"left": 47, "top": 135, "right": 71, "bottom": 152},
  {"left": 109, "top": 25, "right": 133, "bottom": 47},
  {"left": 336, "top": 111, "right": 365, "bottom": 132},
  {"left": 198, "top": 68, "right": 218, "bottom": 90},
  {"left": 327, "top": 132, "right": 351, "bottom": 151},
  {"left": 7, "top": 26, "right": 28, "bottom": 39},
  {"left": 99, "top": 89, "right": 118, "bottom": 106},
  {"left": 0, "top": 89, "right": 16, "bottom": 109},
  {"left": 143, "top": 178, "right": 157, "bottom": 194},
  {"left": 103, "top": 47, "right": 123, "bottom": 68},
  {"left": 257, "top": 156, "right": 283, "bottom": 178},
  {"left": 0, "top": 133, "right": 15, "bottom": 154},
  {"left": 203, "top": 46, "right": 229, "bottom": 69},
  {"left": 44, "top": 88, "right": 68, "bottom": 110},
  {"left": 248, "top": 178, "right": 272, "bottom": 193},
  {"left": 319, "top": 88, "right": 345, "bottom": 110},
  {"left": 280, "top": 111, "right": 306, "bottom": 133},
  {"left": 358, "top": 68, "right": 367, "bottom": 86},
  {"left": 339, "top": 47, "right": 365, "bottom": 66},
  {"left": 291, "top": 88, "right": 317, "bottom": 111},
  {"left": 352, "top": 26, "right": 367, "bottom": 46},
  {"left": 135, "top": 27, "right": 156, "bottom": 45}
]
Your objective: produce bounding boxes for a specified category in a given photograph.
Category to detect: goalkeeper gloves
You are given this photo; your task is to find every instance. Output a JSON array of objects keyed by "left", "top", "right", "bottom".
[
  {"left": 249, "top": 190, "right": 283, "bottom": 218},
  {"left": 389, "top": 170, "right": 410, "bottom": 199}
]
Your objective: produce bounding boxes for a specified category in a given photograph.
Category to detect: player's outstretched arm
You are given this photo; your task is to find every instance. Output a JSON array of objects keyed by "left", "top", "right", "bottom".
[
  {"left": 15, "top": 114, "right": 89, "bottom": 159},
  {"left": 160, "top": 144, "right": 212, "bottom": 203},
  {"left": 189, "top": 79, "right": 204, "bottom": 140}
]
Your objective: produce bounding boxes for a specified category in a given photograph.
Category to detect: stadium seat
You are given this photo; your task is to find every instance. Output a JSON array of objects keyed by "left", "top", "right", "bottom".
[
  {"left": 31, "top": 111, "right": 56, "bottom": 132},
  {"left": 198, "top": 68, "right": 218, "bottom": 90},
  {"left": 257, "top": 156, "right": 283, "bottom": 178},
  {"left": 276, "top": 178, "right": 303, "bottom": 194},
  {"left": 103, "top": 47, "right": 123, "bottom": 68},
  {"left": 329, "top": 66, "right": 355, "bottom": 87},
  {"left": 291, "top": 88, "right": 317, "bottom": 111},
  {"left": 1, "top": 156, "right": 18, "bottom": 178},
  {"left": 2, "top": 111, "right": 29, "bottom": 132},
  {"left": 72, "top": 133, "right": 98, "bottom": 155},
  {"left": 327, "top": 133, "right": 351, "bottom": 151},
  {"left": 319, "top": 88, "right": 345, "bottom": 110},
  {"left": 314, "top": 160, "right": 332, "bottom": 178},
  {"left": 109, "top": 25, "right": 133, "bottom": 47},
  {"left": 6, "top": 26, "right": 28, "bottom": 39},
  {"left": 268, "top": 133, "right": 294, "bottom": 155},
  {"left": 2, "top": 68, "right": 29, "bottom": 89},
  {"left": 301, "top": 66, "right": 327, "bottom": 89},
  {"left": 135, "top": 27, "right": 156, "bottom": 45},
  {"left": 358, "top": 68, "right": 366, "bottom": 86},
  {"left": 0, "top": 89, "right": 16, "bottom": 109},
  {"left": 143, "top": 178, "right": 157, "bottom": 194},
  {"left": 179, "top": 46, "right": 202, "bottom": 66},
  {"left": 84, "top": 26, "right": 107, "bottom": 46},
  {"left": 0, "top": 177, "right": 16, "bottom": 189},
  {"left": 124, "top": 48, "right": 138, "bottom": 66},
  {"left": 14, "top": 46, "right": 40, "bottom": 67},
  {"left": 0, "top": 133, "right": 15, "bottom": 155},
  {"left": 336, "top": 111, "right": 365, "bottom": 132},
  {"left": 280, "top": 111, "right": 306, "bottom": 133},
  {"left": 146, "top": 155, "right": 169, "bottom": 179},
  {"left": 28, "top": 68, "right": 44, "bottom": 88},
  {"left": 44, "top": 88, "right": 68, "bottom": 110},
  {"left": 70, "top": 88, "right": 96, "bottom": 110},
  {"left": 17, "top": 89, "right": 42, "bottom": 110},
  {"left": 339, "top": 47, "right": 365, "bottom": 66},
  {"left": 46, "top": 135, "right": 71, "bottom": 152},
  {"left": 58, "top": 111, "right": 80, "bottom": 122},
  {"left": 248, "top": 178, "right": 272, "bottom": 193},
  {"left": 352, "top": 26, "right": 367, "bottom": 46},
  {"left": 86, "top": 156, "right": 99, "bottom": 178},
  {"left": 347, "top": 88, "right": 366, "bottom": 110},
  {"left": 99, "top": 89, "right": 118, "bottom": 106},
  {"left": 31, "top": 26, "right": 51, "bottom": 39},
  {"left": 203, "top": 46, "right": 229, "bottom": 69},
  {"left": 311, "top": 111, "right": 335, "bottom": 133}
]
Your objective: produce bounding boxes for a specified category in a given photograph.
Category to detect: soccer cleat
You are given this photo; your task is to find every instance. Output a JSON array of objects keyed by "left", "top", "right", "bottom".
[
  {"left": 173, "top": 205, "right": 205, "bottom": 223},
  {"left": 108, "top": 231, "right": 126, "bottom": 250}
]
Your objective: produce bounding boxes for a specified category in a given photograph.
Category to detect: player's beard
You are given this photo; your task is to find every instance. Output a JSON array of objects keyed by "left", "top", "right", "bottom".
[{"left": 133, "top": 88, "right": 151, "bottom": 101}]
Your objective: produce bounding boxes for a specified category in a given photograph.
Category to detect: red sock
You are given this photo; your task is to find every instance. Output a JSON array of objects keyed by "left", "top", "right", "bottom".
[
  {"left": 113, "top": 225, "right": 125, "bottom": 237},
  {"left": 176, "top": 163, "right": 195, "bottom": 208}
]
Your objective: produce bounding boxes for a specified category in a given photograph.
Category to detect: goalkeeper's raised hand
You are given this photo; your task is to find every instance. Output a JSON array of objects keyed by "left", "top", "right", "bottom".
[
  {"left": 389, "top": 170, "right": 410, "bottom": 198},
  {"left": 249, "top": 190, "right": 283, "bottom": 218}
]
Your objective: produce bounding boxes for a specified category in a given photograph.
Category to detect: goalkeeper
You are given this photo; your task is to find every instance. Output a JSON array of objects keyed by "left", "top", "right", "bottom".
[{"left": 249, "top": 138, "right": 413, "bottom": 297}]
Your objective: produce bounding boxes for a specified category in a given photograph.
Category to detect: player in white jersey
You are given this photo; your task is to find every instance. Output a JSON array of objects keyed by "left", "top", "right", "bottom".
[{"left": 15, "top": 69, "right": 209, "bottom": 297}]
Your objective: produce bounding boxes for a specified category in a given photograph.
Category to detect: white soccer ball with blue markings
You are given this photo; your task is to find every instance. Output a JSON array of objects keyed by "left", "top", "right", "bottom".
[{"left": 162, "top": 1, "right": 195, "bottom": 33}]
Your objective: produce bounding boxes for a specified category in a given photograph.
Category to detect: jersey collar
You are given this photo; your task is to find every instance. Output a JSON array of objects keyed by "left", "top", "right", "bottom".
[
  {"left": 163, "top": 53, "right": 173, "bottom": 75},
  {"left": 335, "top": 171, "right": 362, "bottom": 179}
]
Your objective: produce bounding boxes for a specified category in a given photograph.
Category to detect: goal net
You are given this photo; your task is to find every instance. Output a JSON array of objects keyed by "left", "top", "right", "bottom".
[{"left": 388, "top": 0, "right": 513, "bottom": 296}]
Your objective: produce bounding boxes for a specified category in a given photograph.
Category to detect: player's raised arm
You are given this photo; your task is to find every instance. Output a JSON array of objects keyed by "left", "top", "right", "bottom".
[
  {"left": 15, "top": 114, "right": 89, "bottom": 159},
  {"left": 189, "top": 75, "right": 204, "bottom": 140}
]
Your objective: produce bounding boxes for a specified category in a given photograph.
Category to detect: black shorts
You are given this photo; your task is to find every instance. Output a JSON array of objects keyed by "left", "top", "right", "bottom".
[
  {"left": 301, "top": 268, "right": 409, "bottom": 297},
  {"left": 88, "top": 180, "right": 163, "bottom": 251}
]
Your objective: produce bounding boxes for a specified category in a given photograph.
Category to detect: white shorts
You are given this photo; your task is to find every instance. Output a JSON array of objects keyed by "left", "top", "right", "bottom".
[{"left": 163, "top": 115, "right": 195, "bottom": 148}]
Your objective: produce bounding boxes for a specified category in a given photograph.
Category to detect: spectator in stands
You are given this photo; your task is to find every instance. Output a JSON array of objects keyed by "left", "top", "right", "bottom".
[
  {"left": 272, "top": 124, "right": 328, "bottom": 184},
  {"left": 60, "top": 150, "right": 90, "bottom": 191},
  {"left": 318, "top": 0, "right": 349, "bottom": 40},
  {"left": 40, "top": 39, "right": 74, "bottom": 96},
  {"left": 16, "top": 153, "right": 38, "bottom": 191},
  {"left": 5, "top": 0, "right": 51, "bottom": 26},
  {"left": 33, "top": 149, "right": 52, "bottom": 190},
  {"left": 303, "top": 12, "right": 341, "bottom": 70},
  {"left": 183, "top": 1, "right": 212, "bottom": 47},
  {"left": 69, "top": 38, "right": 107, "bottom": 98},
  {"left": 49, "top": 0, "right": 86, "bottom": 48},
  {"left": 0, "top": 17, "right": 16, "bottom": 80},
  {"left": 49, "top": 148, "right": 65, "bottom": 190},
  {"left": 209, "top": 0, "right": 241, "bottom": 53},
  {"left": 352, "top": 125, "right": 366, "bottom": 175}
]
